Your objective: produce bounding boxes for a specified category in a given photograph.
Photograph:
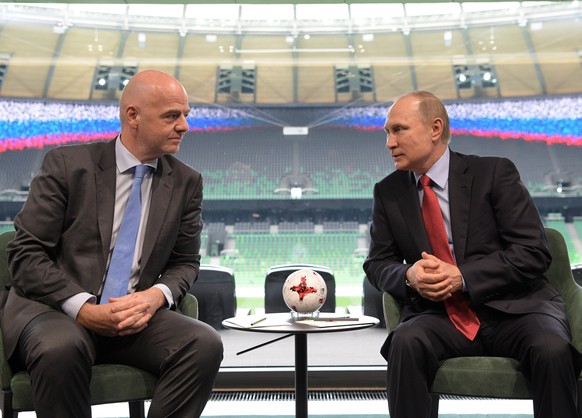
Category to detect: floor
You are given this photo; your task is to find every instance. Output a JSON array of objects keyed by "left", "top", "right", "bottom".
[
  {"left": 200, "top": 398, "right": 534, "bottom": 417},
  {"left": 10, "top": 398, "right": 535, "bottom": 417}
]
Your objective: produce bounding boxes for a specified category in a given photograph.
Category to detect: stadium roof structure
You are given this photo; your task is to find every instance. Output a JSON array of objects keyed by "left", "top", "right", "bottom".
[
  {"left": 1, "top": 0, "right": 569, "bottom": 3},
  {"left": 2, "top": 1, "right": 577, "bottom": 27},
  {"left": 0, "top": 1, "right": 580, "bottom": 102}
]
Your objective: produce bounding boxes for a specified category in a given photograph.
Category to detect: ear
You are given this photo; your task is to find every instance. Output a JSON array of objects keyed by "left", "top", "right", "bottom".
[
  {"left": 431, "top": 117, "right": 444, "bottom": 142},
  {"left": 125, "top": 105, "right": 139, "bottom": 129}
]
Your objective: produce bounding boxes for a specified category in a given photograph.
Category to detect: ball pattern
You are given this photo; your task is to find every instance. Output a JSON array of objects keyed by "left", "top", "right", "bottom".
[{"left": 282, "top": 269, "right": 327, "bottom": 314}]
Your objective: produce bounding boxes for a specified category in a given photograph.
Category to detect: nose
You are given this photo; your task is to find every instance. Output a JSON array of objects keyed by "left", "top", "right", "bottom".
[
  {"left": 176, "top": 114, "right": 189, "bottom": 133},
  {"left": 386, "top": 133, "right": 396, "bottom": 150}
]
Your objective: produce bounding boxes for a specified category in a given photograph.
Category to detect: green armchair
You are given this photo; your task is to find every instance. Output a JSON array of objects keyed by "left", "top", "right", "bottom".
[
  {"left": 0, "top": 230, "right": 199, "bottom": 418},
  {"left": 382, "top": 227, "right": 582, "bottom": 417}
]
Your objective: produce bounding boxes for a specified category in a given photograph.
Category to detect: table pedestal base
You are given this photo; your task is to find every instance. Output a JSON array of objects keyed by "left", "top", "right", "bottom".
[{"left": 295, "top": 333, "right": 308, "bottom": 418}]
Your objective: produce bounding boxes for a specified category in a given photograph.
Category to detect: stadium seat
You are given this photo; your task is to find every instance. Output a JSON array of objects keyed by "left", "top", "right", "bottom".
[
  {"left": 0, "top": 230, "right": 199, "bottom": 418},
  {"left": 264, "top": 263, "right": 336, "bottom": 313},
  {"left": 189, "top": 264, "right": 236, "bottom": 329},
  {"left": 381, "top": 228, "right": 582, "bottom": 417}
]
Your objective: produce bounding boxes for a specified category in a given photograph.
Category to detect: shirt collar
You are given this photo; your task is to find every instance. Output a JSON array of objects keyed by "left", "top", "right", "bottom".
[
  {"left": 115, "top": 136, "right": 158, "bottom": 174},
  {"left": 414, "top": 147, "right": 450, "bottom": 189}
]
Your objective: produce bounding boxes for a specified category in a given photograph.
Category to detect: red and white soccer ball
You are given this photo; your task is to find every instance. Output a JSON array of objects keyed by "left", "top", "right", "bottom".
[{"left": 282, "top": 269, "right": 327, "bottom": 314}]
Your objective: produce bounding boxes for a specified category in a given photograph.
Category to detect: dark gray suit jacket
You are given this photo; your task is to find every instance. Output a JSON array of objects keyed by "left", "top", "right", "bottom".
[
  {"left": 364, "top": 150, "right": 566, "bottom": 326},
  {"left": 1, "top": 139, "right": 203, "bottom": 358}
]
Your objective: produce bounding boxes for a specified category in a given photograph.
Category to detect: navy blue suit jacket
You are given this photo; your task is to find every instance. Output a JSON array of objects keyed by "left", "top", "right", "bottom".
[{"left": 364, "top": 150, "right": 566, "bottom": 326}]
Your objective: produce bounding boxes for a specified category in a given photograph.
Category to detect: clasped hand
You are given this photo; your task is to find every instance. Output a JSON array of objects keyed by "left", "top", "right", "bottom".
[
  {"left": 77, "top": 287, "right": 165, "bottom": 337},
  {"left": 406, "top": 252, "right": 463, "bottom": 302}
]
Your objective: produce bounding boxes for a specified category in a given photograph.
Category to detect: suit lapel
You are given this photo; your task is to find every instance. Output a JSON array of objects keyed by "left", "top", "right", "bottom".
[
  {"left": 396, "top": 171, "right": 430, "bottom": 253},
  {"left": 448, "top": 151, "right": 472, "bottom": 265},
  {"left": 96, "top": 141, "right": 117, "bottom": 265},
  {"left": 141, "top": 156, "right": 174, "bottom": 268}
]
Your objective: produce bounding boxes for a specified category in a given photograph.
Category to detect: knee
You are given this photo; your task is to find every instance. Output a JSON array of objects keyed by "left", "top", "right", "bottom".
[
  {"left": 184, "top": 320, "right": 224, "bottom": 365},
  {"left": 390, "top": 323, "right": 429, "bottom": 355},
  {"left": 198, "top": 322, "right": 224, "bottom": 363},
  {"left": 386, "top": 323, "right": 440, "bottom": 374},
  {"left": 526, "top": 335, "right": 573, "bottom": 368}
]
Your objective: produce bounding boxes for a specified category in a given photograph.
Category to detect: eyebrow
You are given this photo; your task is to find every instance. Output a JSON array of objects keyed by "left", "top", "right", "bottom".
[
  {"left": 385, "top": 123, "right": 400, "bottom": 131},
  {"left": 161, "top": 108, "right": 188, "bottom": 117}
]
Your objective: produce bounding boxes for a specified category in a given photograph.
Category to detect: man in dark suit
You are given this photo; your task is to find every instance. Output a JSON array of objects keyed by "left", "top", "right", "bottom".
[
  {"left": 0, "top": 70, "right": 223, "bottom": 417},
  {"left": 363, "top": 91, "right": 581, "bottom": 418}
]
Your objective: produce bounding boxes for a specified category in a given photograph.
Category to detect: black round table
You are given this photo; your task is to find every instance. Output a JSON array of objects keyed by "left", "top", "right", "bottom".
[{"left": 222, "top": 312, "right": 380, "bottom": 418}]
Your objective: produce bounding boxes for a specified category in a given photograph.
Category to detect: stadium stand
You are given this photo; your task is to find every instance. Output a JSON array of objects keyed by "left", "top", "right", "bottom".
[
  {"left": 169, "top": 124, "right": 582, "bottom": 203},
  {"left": 0, "top": 148, "right": 46, "bottom": 191},
  {"left": 181, "top": 128, "right": 294, "bottom": 200},
  {"left": 219, "top": 229, "right": 364, "bottom": 288}
]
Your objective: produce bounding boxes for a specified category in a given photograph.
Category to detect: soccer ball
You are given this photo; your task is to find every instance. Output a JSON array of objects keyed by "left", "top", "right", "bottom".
[{"left": 282, "top": 269, "right": 327, "bottom": 314}]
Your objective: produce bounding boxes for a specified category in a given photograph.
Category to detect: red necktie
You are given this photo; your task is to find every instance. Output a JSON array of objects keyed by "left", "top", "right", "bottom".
[{"left": 420, "top": 175, "right": 480, "bottom": 341}]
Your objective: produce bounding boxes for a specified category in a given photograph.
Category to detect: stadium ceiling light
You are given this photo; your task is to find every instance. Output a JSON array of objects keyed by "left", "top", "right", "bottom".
[
  {"left": 235, "top": 48, "right": 354, "bottom": 54},
  {"left": 52, "top": 25, "right": 67, "bottom": 34}
]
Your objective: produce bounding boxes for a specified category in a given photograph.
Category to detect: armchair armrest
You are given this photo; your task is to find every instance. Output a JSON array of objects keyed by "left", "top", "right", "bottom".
[
  {"left": 382, "top": 292, "right": 401, "bottom": 334},
  {"left": 0, "top": 328, "right": 15, "bottom": 391},
  {"left": 178, "top": 293, "right": 198, "bottom": 320},
  {"left": 543, "top": 228, "right": 582, "bottom": 353}
]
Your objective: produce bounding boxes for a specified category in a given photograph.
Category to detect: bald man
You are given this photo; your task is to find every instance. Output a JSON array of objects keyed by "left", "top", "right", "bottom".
[{"left": 1, "top": 70, "right": 223, "bottom": 417}]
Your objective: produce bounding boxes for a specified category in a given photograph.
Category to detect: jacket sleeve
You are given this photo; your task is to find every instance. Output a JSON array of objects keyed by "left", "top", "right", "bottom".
[
  {"left": 7, "top": 148, "right": 94, "bottom": 309},
  {"left": 363, "top": 181, "right": 414, "bottom": 303},
  {"left": 458, "top": 157, "right": 552, "bottom": 305}
]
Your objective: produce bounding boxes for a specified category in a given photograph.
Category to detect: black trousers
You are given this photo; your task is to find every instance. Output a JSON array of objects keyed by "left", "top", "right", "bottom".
[
  {"left": 17, "top": 308, "right": 223, "bottom": 418},
  {"left": 382, "top": 308, "right": 581, "bottom": 418}
]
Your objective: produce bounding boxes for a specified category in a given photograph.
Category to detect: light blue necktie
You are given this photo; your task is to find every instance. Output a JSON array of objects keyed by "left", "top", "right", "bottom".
[{"left": 101, "top": 164, "right": 152, "bottom": 303}]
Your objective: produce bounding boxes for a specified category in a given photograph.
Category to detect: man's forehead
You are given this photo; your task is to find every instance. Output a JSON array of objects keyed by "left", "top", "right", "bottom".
[
  {"left": 387, "top": 98, "right": 420, "bottom": 120},
  {"left": 393, "top": 96, "right": 420, "bottom": 111},
  {"left": 158, "top": 97, "right": 190, "bottom": 110}
]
